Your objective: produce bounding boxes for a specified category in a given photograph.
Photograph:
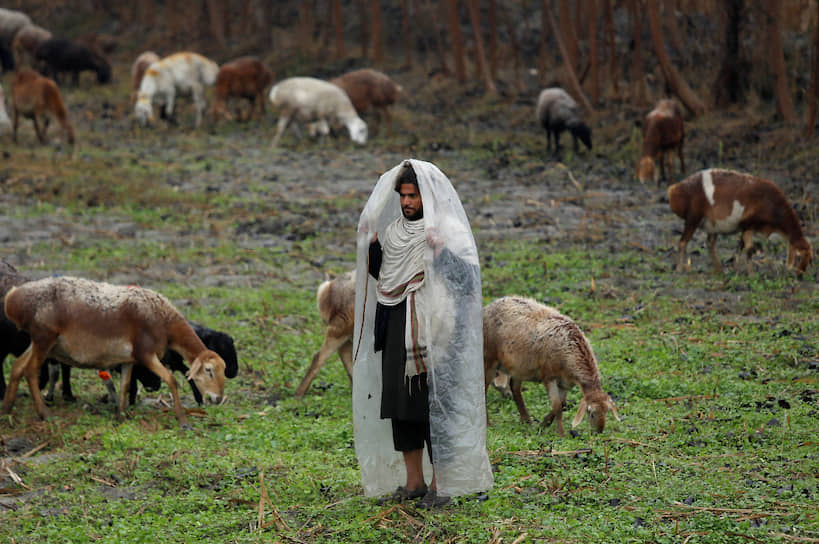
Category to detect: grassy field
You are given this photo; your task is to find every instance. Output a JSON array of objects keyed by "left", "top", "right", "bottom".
[{"left": 0, "top": 66, "right": 818, "bottom": 543}]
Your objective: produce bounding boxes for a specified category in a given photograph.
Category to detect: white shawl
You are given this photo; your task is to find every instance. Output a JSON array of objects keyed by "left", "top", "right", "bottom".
[{"left": 353, "top": 159, "right": 494, "bottom": 498}]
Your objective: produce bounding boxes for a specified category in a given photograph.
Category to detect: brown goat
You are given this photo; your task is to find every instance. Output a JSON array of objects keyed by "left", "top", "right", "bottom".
[
  {"left": 10, "top": 67, "right": 74, "bottom": 145},
  {"left": 212, "top": 56, "right": 274, "bottom": 122},
  {"left": 1, "top": 276, "right": 226, "bottom": 428},
  {"left": 483, "top": 296, "right": 619, "bottom": 435},
  {"left": 330, "top": 68, "right": 401, "bottom": 134},
  {"left": 295, "top": 271, "right": 355, "bottom": 397},
  {"left": 668, "top": 169, "right": 813, "bottom": 275},
  {"left": 636, "top": 98, "right": 685, "bottom": 185}
]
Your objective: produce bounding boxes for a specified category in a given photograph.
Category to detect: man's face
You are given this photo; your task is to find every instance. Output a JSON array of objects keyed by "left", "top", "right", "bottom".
[{"left": 399, "top": 183, "right": 423, "bottom": 220}]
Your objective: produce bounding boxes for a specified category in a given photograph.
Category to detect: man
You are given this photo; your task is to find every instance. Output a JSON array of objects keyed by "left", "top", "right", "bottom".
[{"left": 352, "top": 159, "right": 493, "bottom": 508}]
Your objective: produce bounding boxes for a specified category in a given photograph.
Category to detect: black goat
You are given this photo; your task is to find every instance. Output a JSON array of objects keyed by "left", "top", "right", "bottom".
[{"left": 35, "top": 37, "right": 111, "bottom": 85}]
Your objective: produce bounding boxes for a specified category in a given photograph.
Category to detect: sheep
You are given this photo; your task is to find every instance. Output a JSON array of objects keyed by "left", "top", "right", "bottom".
[
  {"left": 39, "top": 320, "right": 239, "bottom": 407},
  {"left": 35, "top": 37, "right": 111, "bottom": 85},
  {"left": 1, "top": 276, "right": 226, "bottom": 428},
  {"left": 10, "top": 67, "right": 75, "bottom": 146},
  {"left": 130, "top": 50, "right": 160, "bottom": 103},
  {"left": 0, "top": 261, "right": 31, "bottom": 401},
  {"left": 0, "top": 8, "right": 31, "bottom": 71},
  {"left": 268, "top": 76, "right": 367, "bottom": 147},
  {"left": 535, "top": 87, "right": 592, "bottom": 155},
  {"left": 637, "top": 99, "right": 685, "bottom": 185},
  {"left": 135, "top": 52, "right": 219, "bottom": 128},
  {"left": 329, "top": 68, "right": 401, "bottom": 134},
  {"left": 295, "top": 271, "right": 356, "bottom": 397},
  {"left": 483, "top": 296, "right": 620, "bottom": 435},
  {"left": 0, "top": 83, "right": 10, "bottom": 135},
  {"left": 668, "top": 168, "right": 813, "bottom": 275},
  {"left": 10, "top": 24, "right": 51, "bottom": 68},
  {"left": 211, "top": 56, "right": 274, "bottom": 122}
]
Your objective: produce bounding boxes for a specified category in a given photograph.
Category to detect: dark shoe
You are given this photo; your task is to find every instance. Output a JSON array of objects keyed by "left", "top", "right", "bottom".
[
  {"left": 377, "top": 485, "right": 428, "bottom": 506},
  {"left": 417, "top": 490, "right": 451, "bottom": 509}
]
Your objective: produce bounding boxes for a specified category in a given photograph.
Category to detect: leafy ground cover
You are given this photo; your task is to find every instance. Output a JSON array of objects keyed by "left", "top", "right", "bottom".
[{"left": 0, "top": 60, "right": 817, "bottom": 543}]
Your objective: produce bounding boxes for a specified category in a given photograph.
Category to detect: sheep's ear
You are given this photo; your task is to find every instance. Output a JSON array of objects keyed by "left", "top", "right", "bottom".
[
  {"left": 571, "top": 398, "right": 588, "bottom": 428},
  {"left": 607, "top": 397, "right": 622, "bottom": 422}
]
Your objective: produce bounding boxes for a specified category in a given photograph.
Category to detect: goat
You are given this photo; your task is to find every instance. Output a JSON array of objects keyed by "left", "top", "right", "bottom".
[
  {"left": 0, "top": 8, "right": 31, "bottom": 71},
  {"left": 637, "top": 99, "right": 685, "bottom": 185},
  {"left": 10, "top": 67, "right": 75, "bottom": 146},
  {"left": 211, "top": 56, "right": 274, "bottom": 122},
  {"left": 0, "top": 83, "right": 10, "bottom": 135},
  {"left": 1, "top": 276, "right": 226, "bottom": 428},
  {"left": 329, "top": 68, "right": 401, "bottom": 135},
  {"left": 35, "top": 37, "right": 111, "bottom": 85},
  {"left": 268, "top": 76, "right": 367, "bottom": 147},
  {"left": 535, "top": 87, "right": 592, "bottom": 155},
  {"left": 135, "top": 52, "right": 219, "bottom": 128},
  {"left": 295, "top": 271, "right": 356, "bottom": 397},
  {"left": 668, "top": 169, "right": 813, "bottom": 275},
  {"left": 11, "top": 24, "right": 51, "bottom": 68},
  {"left": 483, "top": 296, "right": 620, "bottom": 435},
  {"left": 130, "top": 51, "right": 160, "bottom": 103}
]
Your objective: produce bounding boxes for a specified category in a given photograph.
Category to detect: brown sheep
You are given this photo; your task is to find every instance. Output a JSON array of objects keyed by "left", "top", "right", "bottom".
[
  {"left": 636, "top": 99, "right": 685, "bottom": 185},
  {"left": 330, "top": 68, "right": 401, "bottom": 134},
  {"left": 10, "top": 67, "right": 75, "bottom": 145},
  {"left": 483, "top": 296, "right": 619, "bottom": 435},
  {"left": 668, "top": 169, "right": 813, "bottom": 275},
  {"left": 211, "top": 56, "right": 274, "bottom": 122}
]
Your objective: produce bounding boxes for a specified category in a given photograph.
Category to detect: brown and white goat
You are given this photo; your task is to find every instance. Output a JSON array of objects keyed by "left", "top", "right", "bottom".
[
  {"left": 10, "top": 67, "right": 75, "bottom": 145},
  {"left": 295, "top": 271, "right": 356, "bottom": 397},
  {"left": 330, "top": 68, "right": 401, "bottom": 135},
  {"left": 1, "top": 276, "right": 226, "bottom": 428},
  {"left": 637, "top": 98, "right": 685, "bottom": 185},
  {"left": 211, "top": 56, "right": 274, "bottom": 122},
  {"left": 668, "top": 169, "right": 813, "bottom": 275},
  {"left": 483, "top": 296, "right": 620, "bottom": 435},
  {"left": 130, "top": 51, "right": 160, "bottom": 103}
]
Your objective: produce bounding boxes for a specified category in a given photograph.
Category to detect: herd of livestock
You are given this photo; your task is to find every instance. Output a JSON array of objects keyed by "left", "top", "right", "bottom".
[{"left": 0, "top": 7, "right": 814, "bottom": 434}]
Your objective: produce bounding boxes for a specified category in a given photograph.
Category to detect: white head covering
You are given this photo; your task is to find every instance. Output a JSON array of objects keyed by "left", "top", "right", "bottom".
[{"left": 352, "top": 159, "right": 493, "bottom": 498}]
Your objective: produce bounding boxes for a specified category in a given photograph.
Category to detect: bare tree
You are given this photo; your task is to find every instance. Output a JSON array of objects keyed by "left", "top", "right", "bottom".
[
  {"left": 627, "top": 0, "right": 648, "bottom": 104},
  {"left": 371, "top": 0, "right": 384, "bottom": 64},
  {"left": 488, "top": 0, "right": 499, "bottom": 81},
  {"left": 467, "top": 0, "right": 497, "bottom": 92},
  {"left": 588, "top": 0, "right": 599, "bottom": 104},
  {"left": 332, "top": 0, "right": 345, "bottom": 59},
  {"left": 807, "top": 0, "right": 819, "bottom": 137},
  {"left": 662, "top": 0, "right": 684, "bottom": 56},
  {"left": 423, "top": 0, "right": 450, "bottom": 75},
  {"left": 713, "top": 0, "right": 749, "bottom": 107},
  {"left": 448, "top": 0, "right": 466, "bottom": 82},
  {"left": 400, "top": 0, "right": 413, "bottom": 68},
  {"left": 764, "top": 0, "right": 797, "bottom": 121},
  {"left": 207, "top": 0, "right": 227, "bottom": 50},
  {"left": 559, "top": 0, "right": 579, "bottom": 69},
  {"left": 544, "top": 1, "right": 593, "bottom": 113},
  {"left": 359, "top": 0, "right": 369, "bottom": 59},
  {"left": 645, "top": 0, "right": 706, "bottom": 115},
  {"left": 603, "top": 0, "right": 619, "bottom": 97}
]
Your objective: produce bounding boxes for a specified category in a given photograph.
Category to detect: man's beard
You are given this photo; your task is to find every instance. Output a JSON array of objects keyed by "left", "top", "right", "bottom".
[{"left": 403, "top": 209, "right": 423, "bottom": 220}]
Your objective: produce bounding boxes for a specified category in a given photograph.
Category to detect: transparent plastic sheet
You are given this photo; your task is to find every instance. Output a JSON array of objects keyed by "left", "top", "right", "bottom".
[{"left": 352, "top": 159, "right": 493, "bottom": 498}]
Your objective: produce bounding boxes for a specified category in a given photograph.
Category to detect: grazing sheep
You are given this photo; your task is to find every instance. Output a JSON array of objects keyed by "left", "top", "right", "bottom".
[
  {"left": 268, "top": 76, "right": 367, "bottom": 147},
  {"left": 135, "top": 52, "right": 219, "bottom": 128},
  {"left": 10, "top": 67, "right": 75, "bottom": 146},
  {"left": 330, "top": 68, "right": 401, "bottom": 134},
  {"left": 35, "top": 37, "right": 111, "bottom": 85},
  {"left": 668, "top": 169, "right": 813, "bottom": 275},
  {"left": 637, "top": 99, "right": 685, "bottom": 185},
  {"left": 295, "top": 271, "right": 356, "bottom": 397},
  {"left": 1, "top": 276, "right": 226, "bottom": 428},
  {"left": 0, "top": 83, "right": 11, "bottom": 135},
  {"left": 483, "top": 296, "right": 620, "bottom": 435},
  {"left": 0, "top": 261, "right": 31, "bottom": 401},
  {"left": 130, "top": 50, "right": 160, "bottom": 103},
  {"left": 10, "top": 24, "right": 51, "bottom": 68},
  {"left": 0, "top": 8, "right": 31, "bottom": 70},
  {"left": 211, "top": 56, "right": 274, "bottom": 122},
  {"left": 535, "top": 87, "right": 592, "bottom": 155}
]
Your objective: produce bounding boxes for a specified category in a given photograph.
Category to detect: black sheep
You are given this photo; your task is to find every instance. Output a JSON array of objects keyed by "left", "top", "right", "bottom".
[{"left": 35, "top": 37, "right": 111, "bottom": 85}]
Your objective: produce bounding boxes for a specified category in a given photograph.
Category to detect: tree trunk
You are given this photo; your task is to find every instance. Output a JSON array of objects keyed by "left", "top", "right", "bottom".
[
  {"left": 371, "top": 0, "right": 384, "bottom": 64},
  {"left": 447, "top": 0, "right": 466, "bottom": 82},
  {"left": 806, "top": 0, "right": 819, "bottom": 137},
  {"left": 359, "top": 0, "right": 369, "bottom": 59},
  {"left": 559, "top": 0, "right": 579, "bottom": 69},
  {"left": 300, "top": 2, "right": 316, "bottom": 52},
  {"left": 501, "top": 1, "right": 524, "bottom": 92},
  {"left": 588, "top": 0, "right": 599, "bottom": 104},
  {"left": 400, "top": 0, "right": 413, "bottom": 69},
  {"left": 467, "top": 0, "right": 497, "bottom": 92},
  {"left": 488, "top": 0, "right": 499, "bottom": 81},
  {"left": 207, "top": 0, "right": 226, "bottom": 50},
  {"left": 645, "top": 0, "right": 706, "bottom": 115},
  {"left": 713, "top": 0, "right": 748, "bottom": 107},
  {"left": 662, "top": 0, "right": 684, "bottom": 56},
  {"left": 544, "top": 1, "right": 593, "bottom": 114},
  {"left": 603, "top": 0, "right": 619, "bottom": 97},
  {"left": 627, "top": 0, "right": 648, "bottom": 104},
  {"left": 539, "top": 0, "right": 549, "bottom": 86},
  {"left": 425, "top": 0, "right": 450, "bottom": 75},
  {"left": 764, "top": 0, "right": 797, "bottom": 122},
  {"left": 138, "top": 0, "right": 155, "bottom": 27},
  {"left": 332, "top": 0, "right": 345, "bottom": 59}
]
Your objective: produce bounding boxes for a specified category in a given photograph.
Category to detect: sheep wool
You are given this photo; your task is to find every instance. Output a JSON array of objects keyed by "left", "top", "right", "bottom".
[{"left": 353, "top": 159, "right": 493, "bottom": 498}]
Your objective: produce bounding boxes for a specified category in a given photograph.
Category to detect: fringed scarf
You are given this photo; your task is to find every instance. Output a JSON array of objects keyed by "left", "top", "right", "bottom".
[{"left": 376, "top": 216, "right": 428, "bottom": 378}]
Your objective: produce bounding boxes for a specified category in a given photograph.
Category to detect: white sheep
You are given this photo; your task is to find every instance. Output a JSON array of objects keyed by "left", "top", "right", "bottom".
[
  {"left": 0, "top": 8, "right": 31, "bottom": 60},
  {"left": 535, "top": 87, "right": 592, "bottom": 155},
  {"left": 268, "top": 76, "right": 367, "bottom": 147},
  {"left": 1, "top": 276, "right": 226, "bottom": 428},
  {"left": 134, "top": 51, "right": 219, "bottom": 128},
  {"left": 483, "top": 296, "right": 620, "bottom": 435},
  {"left": 0, "top": 83, "right": 10, "bottom": 134}
]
